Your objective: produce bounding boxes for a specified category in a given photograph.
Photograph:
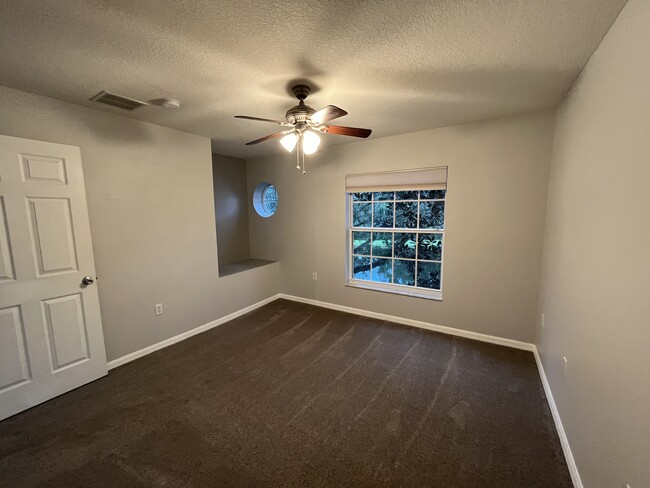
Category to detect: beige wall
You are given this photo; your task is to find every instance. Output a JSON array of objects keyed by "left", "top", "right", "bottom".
[
  {"left": 212, "top": 153, "right": 251, "bottom": 267},
  {"left": 0, "top": 86, "right": 279, "bottom": 361},
  {"left": 537, "top": 1, "right": 650, "bottom": 487},
  {"left": 247, "top": 111, "right": 555, "bottom": 343}
]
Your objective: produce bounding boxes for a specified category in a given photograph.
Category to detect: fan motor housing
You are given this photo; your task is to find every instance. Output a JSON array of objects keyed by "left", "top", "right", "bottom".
[{"left": 285, "top": 101, "right": 316, "bottom": 125}]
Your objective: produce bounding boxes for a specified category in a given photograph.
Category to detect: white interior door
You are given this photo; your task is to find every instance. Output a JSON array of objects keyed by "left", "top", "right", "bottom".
[{"left": 0, "top": 135, "right": 107, "bottom": 421}]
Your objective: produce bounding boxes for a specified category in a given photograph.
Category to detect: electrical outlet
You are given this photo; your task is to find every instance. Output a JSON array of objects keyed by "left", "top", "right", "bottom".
[
  {"left": 155, "top": 303, "right": 163, "bottom": 316},
  {"left": 312, "top": 272, "right": 317, "bottom": 281},
  {"left": 563, "top": 357, "right": 568, "bottom": 378},
  {"left": 541, "top": 313, "right": 545, "bottom": 328}
]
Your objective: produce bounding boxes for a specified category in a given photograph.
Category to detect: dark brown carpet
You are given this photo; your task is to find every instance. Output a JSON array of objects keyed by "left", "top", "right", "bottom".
[{"left": 0, "top": 299, "right": 572, "bottom": 487}]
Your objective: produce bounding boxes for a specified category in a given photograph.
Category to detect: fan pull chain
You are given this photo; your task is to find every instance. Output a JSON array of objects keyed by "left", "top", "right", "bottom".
[
  {"left": 293, "top": 135, "right": 306, "bottom": 174},
  {"left": 296, "top": 139, "right": 300, "bottom": 169}
]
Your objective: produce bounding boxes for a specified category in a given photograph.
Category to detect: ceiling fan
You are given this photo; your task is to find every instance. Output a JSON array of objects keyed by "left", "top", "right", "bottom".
[{"left": 235, "top": 84, "right": 372, "bottom": 173}]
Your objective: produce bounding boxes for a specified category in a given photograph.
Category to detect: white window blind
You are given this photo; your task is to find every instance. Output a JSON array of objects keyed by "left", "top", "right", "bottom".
[{"left": 345, "top": 166, "right": 447, "bottom": 193}]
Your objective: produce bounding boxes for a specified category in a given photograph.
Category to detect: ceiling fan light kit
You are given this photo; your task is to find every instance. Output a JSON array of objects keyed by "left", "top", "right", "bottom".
[
  {"left": 280, "top": 132, "right": 298, "bottom": 152},
  {"left": 301, "top": 130, "right": 321, "bottom": 155},
  {"left": 235, "top": 84, "right": 372, "bottom": 174}
]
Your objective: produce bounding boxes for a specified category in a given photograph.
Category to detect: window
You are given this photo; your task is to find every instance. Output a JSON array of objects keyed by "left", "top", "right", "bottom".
[
  {"left": 253, "top": 182, "right": 278, "bottom": 217},
  {"left": 346, "top": 168, "right": 447, "bottom": 300}
]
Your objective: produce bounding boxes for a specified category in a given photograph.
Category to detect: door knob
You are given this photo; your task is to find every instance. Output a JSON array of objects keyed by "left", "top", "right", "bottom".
[{"left": 81, "top": 276, "right": 94, "bottom": 286}]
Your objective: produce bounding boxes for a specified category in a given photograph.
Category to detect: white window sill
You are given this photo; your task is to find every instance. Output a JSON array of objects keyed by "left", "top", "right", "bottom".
[{"left": 346, "top": 279, "right": 442, "bottom": 301}]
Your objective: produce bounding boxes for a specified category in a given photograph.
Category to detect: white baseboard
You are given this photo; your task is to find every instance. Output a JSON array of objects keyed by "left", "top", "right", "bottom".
[
  {"left": 278, "top": 293, "right": 535, "bottom": 351},
  {"left": 533, "top": 347, "right": 582, "bottom": 488},
  {"left": 108, "top": 292, "right": 534, "bottom": 371},
  {"left": 106, "top": 293, "right": 282, "bottom": 370}
]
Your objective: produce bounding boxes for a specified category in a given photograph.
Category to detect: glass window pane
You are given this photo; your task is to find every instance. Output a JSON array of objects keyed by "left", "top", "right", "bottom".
[
  {"left": 372, "top": 232, "right": 393, "bottom": 257},
  {"left": 418, "top": 233, "right": 443, "bottom": 261},
  {"left": 395, "top": 190, "right": 418, "bottom": 200},
  {"left": 352, "top": 231, "right": 371, "bottom": 255},
  {"left": 373, "top": 202, "right": 394, "bottom": 227},
  {"left": 261, "top": 185, "right": 278, "bottom": 215},
  {"left": 350, "top": 187, "right": 445, "bottom": 294},
  {"left": 395, "top": 201, "right": 417, "bottom": 228},
  {"left": 393, "top": 260, "right": 415, "bottom": 286},
  {"left": 417, "top": 261, "right": 441, "bottom": 289},
  {"left": 373, "top": 191, "right": 394, "bottom": 201},
  {"left": 353, "top": 203, "right": 372, "bottom": 227},
  {"left": 420, "top": 190, "right": 446, "bottom": 200},
  {"left": 419, "top": 201, "right": 445, "bottom": 229},
  {"left": 352, "top": 192, "right": 372, "bottom": 201},
  {"left": 371, "top": 258, "right": 392, "bottom": 283},
  {"left": 352, "top": 256, "right": 371, "bottom": 280},
  {"left": 394, "top": 232, "right": 416, "bottom": 259}
]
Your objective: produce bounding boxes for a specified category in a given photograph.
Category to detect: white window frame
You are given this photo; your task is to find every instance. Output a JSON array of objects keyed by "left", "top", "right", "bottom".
[{"left": 345, "top": 191, "right": 445, "bottom": 301}]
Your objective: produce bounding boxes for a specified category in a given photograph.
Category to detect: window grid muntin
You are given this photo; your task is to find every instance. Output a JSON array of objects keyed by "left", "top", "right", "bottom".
[
  {"left": 349, "top": 191, "right": 445, "bottom": 292},
  {"left": 350, "top": 231, "right": 443, "bottom": 290}
]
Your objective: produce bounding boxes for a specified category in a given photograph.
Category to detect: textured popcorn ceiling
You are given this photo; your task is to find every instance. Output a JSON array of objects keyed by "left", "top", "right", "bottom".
[{"left": 0, "top": 0, "right": 626, "bottom": 158}]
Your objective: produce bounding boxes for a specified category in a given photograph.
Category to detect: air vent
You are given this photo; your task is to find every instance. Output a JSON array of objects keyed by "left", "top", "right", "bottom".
[{"left": 89, "top": 91, "right": 147, "bottom": 111}]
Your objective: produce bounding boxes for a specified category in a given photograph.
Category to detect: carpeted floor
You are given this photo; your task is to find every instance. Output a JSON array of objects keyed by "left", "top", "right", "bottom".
[{"left": 0, "top": 299, "right": 572, "bottom": 487}]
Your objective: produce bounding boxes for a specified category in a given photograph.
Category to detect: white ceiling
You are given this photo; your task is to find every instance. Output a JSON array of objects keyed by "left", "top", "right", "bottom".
[{"left": 0, "top": 0, "right": 626, "bottom": 158}]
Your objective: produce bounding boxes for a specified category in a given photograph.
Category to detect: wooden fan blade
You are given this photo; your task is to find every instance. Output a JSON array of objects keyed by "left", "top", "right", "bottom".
[
  {"left": 245, "top": 132, "right": 285, "bottom": 145},
  {"left": 324, "top": 125, "right": 372, "bottom": 138},
  {"left": 311, "top": 105, "right": 348, "bottom": 124},
  {"left": 235, "top": 115, "right": 290, "bottom": 126}
]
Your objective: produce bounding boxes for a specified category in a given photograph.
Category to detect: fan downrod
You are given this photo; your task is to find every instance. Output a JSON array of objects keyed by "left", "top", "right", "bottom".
[
  {"left": 291, "top": 84, "right": 311, "bottom": 101},
  {"left": 286, "top": 85, "right": 315, "bottom": 124}
]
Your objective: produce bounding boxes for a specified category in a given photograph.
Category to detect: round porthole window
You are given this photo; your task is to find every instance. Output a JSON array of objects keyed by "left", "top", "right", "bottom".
[{"left": 253, "top": 182, "right": 278, "bottom": 217}]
